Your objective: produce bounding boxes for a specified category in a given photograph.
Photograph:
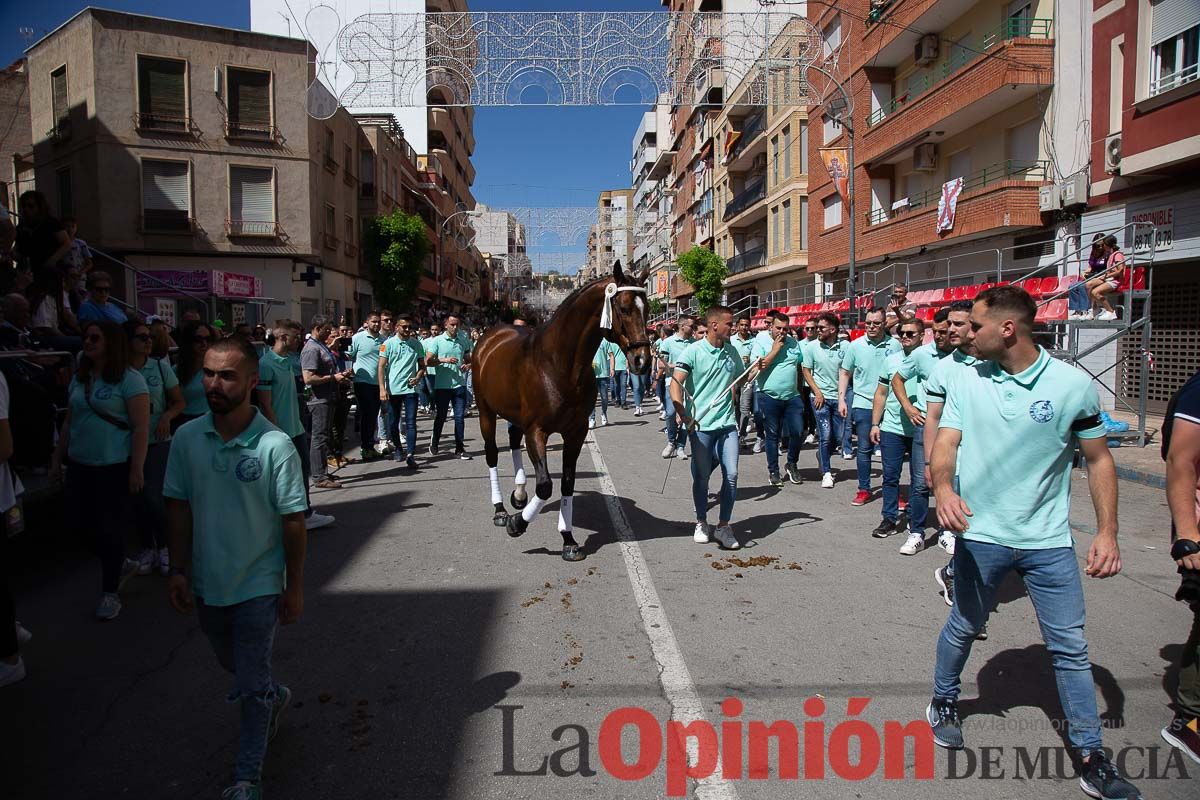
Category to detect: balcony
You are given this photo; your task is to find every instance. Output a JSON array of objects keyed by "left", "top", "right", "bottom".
[
  {"left": 323, "top": 232, "right": 339, "bottom": 250},
  {"left": 134, "top": 113, "right": 195, "bottom": 135},
  {"left": 722, "top": 175, "right": 766, "bottom": 223},
  {"left": 864, "top": 0, "right": 980, "bottom": 67},
  {"left": 224, "top": 119, "right": 280, "bottom": 143},
  {"left": 323, "top": 154, "right": 339, "bottom": 174},
  {"left": 344, "top": 241, "right": 359, "bottom": 258},
  {"left": 343, "top": 170, "right": 358, "bottom": 188},
  {"left": 727, "top": 246, "right": 766, "bottom": 275},
  {"left": 723, "top": 111, "right": 766, "bottom": 171},
  {"left": 693, "top": 65, "right": 725, "bottom": 107},
  {"left": 648, "top": 147, "right": 677, "bottom": 180},
  {"left": 225, "top": 219, "right": 280, "bottom": 238},
  {"left": 866, "top": 160, "right": 1049, "bottom": 226}
]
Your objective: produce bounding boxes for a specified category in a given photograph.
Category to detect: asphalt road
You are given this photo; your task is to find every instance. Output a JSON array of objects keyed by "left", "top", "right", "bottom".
[{"left": 2, "top": 403, "right": 1195, "bottom": 799}]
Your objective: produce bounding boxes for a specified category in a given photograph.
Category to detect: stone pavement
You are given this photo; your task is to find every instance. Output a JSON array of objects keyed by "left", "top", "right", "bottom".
[{"left": 1, "top": 406, "right": 1195, "bottom": 799}]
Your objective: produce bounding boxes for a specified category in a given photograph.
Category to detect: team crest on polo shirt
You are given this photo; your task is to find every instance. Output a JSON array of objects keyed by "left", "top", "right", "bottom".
[
  {"left": 1029, "top": 400, "right": 1055, "bottom": 423},
  {"left": 235, "top": 455, "right": 264, "bottom": 482},
  {"left": 146, "top": 374, "right": 161, "bottom": 387},
  {"left": 93, "top": 385, "right": 114, "bottom": 400}
]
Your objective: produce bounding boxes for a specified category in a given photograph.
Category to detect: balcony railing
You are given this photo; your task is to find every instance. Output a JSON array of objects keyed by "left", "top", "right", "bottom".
[
  {"left": 224, "top": 119, "right": 279, "bottom": 142},
  {"left": 722, "top": 175, "right": 767, "bottom": 222},
  {"left": 344, "top": 242, "right": 359, "bottom": 258},
  {"left": 1151, "top": 61, "right": 1200, "bottom": 97},
  {"left": 323, "top": 155, "right": 339, "bottom": 174},
  {"left": 727, "top": 246, "right": 766, "bottom": 275},
  {"left": 323, "top": 232, "right": 340, "bottom": 250},
  {"left": 725, "top": 111, "right": 766, "bottom": 163},
  {"left": 343, "top": 170, "right": 358, "bottom": 187},
  {"left": 47, "top": 118, "right": 71, "bottom": 144},
  {"left": 134, "top": 113, "right": 194, "bottom": 134},
  {"left": 866, "top": 19, "right": 1054, "bottom": 127},
  {"left": 865, "top": 160, "right": 1050, "bottom": 226},
  {"left": 225, "top": 219, "right": 280, "bottom": 237}
]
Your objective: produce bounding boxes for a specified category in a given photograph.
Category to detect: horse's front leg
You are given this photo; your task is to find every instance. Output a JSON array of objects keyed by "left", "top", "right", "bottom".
[
  {"left": 508, "top": 423, "right": 528, "bottom": 510},
  {"left": 557, "top": 426, "right": 588, "bottom": 562},
  {"left": 479, "top": 403, "right": 508, "bottom": 527},
  {"left": 506, "top": 428, "right": 551, "bottom": 538}
]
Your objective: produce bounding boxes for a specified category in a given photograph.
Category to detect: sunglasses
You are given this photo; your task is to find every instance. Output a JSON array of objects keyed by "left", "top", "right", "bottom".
[
  {"left": 898, "top": 330, "right": 921, "bottom": 338},
  {"left": 864, "top": 320, "right": 883, "bottom": 326}
]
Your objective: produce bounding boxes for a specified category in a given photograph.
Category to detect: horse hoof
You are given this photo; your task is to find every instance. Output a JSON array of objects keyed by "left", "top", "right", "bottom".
[
  {"left": 506, "top": 517, "right": 526, "bottom": 538},
  {"left": 561, "top": 544, "right": 585, "bottom": 562},
  {"left": 493, "top": 512, "right": 510, "bottom": 527},
  {"left": 510, "top": 490, "right": 528, "bottom": 511}
]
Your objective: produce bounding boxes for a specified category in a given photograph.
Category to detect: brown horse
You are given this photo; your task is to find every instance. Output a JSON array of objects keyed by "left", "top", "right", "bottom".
[{"left": 473, "top": 261, "right": 652, "bottom": 561}]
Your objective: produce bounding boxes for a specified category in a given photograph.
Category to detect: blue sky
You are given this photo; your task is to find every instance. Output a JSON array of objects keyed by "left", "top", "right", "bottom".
[{"left": 1, "top": 0, "right": 663, "bottom": 274}]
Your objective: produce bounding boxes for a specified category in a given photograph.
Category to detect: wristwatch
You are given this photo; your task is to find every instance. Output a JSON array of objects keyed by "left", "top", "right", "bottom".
[{"left": 167, "top": 565, "right": 187, "bottom": 578}]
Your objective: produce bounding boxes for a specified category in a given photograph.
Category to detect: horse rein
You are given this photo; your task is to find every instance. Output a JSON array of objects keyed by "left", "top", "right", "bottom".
[{"left": 598, "top": 282, "right": 653, "bottom": 356}]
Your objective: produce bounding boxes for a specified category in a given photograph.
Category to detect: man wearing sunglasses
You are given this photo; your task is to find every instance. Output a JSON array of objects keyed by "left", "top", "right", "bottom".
[
  {"left": 839, "top": 307, "right": 901, "bottom": 506},
  {"left": 77, "top": 270, "right": 129, "bottom": 325}
]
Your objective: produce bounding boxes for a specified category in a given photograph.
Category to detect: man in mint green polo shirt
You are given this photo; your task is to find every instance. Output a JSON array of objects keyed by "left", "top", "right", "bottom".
[
  {"left": 671, "top": 305, "right": 750, "bottom": 551},
  {"left": 348, "top": 311, "right": 385, "bottom": 461},
  {"left": 379, "top": 314, "right": 426, "bottom": 469},
  {"left": 801, "top": 311, "right": 846, "bottom": 487},
  {"left": 839, "top": 307, "right": 901, "bottom": 504},
  {"left": 752, "top": 310, "right": 805, "bottom": 487},
  {"left": 926, "top": 286, "right": 1141, "bottom": 800},
  {"left": 658, "top": 316, "right": 696, "bottom": 459},
  {"left": 425, "top": 314, "right": 473, "bottom": 459},
  {"left": 165, "top": 336, "right": 308, "bottom": 800}
]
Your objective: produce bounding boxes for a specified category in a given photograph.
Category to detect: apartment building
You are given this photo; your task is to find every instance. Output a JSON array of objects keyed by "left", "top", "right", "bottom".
[
  {"left": 584, "top": 189, "right": 634, "bottom": 280},
  {"left": 631, "top": 102, "right": 675, "bottom": 303},
  {"left": 1, "top": 61, "right": 32, "bottom": 212},
  {"left": 714, "top": 17, "right": 811, "bottom": 310},
  {"left": 26, "top": 8, "right": 373, "bottom": 326},
  {"left": 1081, "top": 0, "right": 1200, "bottom": 411},
  {"left": 807, "top": 0, "right": 1088, "bottom": 297}
]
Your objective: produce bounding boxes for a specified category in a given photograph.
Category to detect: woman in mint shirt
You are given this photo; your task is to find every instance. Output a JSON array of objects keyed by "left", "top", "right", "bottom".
[
  {"left": 173, "top": 321, "right": 214, "bottom": 431},
  {"left": 590, "top": 339, "right": 616, "bottom": 428},
  {"left": 50, "top": 321, "right": 150, "bottom": 621},
  {"left": 127, "top": 320, "right": 183, "bottom": 577}
]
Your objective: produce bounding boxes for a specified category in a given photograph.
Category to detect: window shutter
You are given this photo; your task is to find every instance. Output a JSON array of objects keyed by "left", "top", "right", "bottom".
[
  {"left": 142, "top": 161, "right": 189, "bottom": 210},
  {"left": 139, "top": 57, "right": 186, "bottom": 123},
  {"left": 1151, "top": 0, "right": 1200, "bottom": 45},
  {"left": 229, "top": 68, "right": 271, "bottom": 126},
  {"left": 230, "top": 167, "right": 274, "bottom": 222},
  {"left": 51, "top": 67, "right": 68, "bottom": 123}
]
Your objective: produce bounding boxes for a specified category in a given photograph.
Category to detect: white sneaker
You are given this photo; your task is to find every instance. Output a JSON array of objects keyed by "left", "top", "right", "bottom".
[
  {"left": 0, "top": 657, "right": 26, "bottom": 688},
  {"left": 307, "top": 512, "right": 336, "bottom": 530},
  {"left": 899, "top": 532, "right": 925, "bottom": 556},
  {"left": 1078, "top": 310, "right": 1094, "bottom": 320},
  {"left": 805, "top": 433, "right": 816, "bottom": 445},
  {"left": 15, "top": 622, "right": 31, "bottom": 645},
  {"left": 661, "top": 444, "right": 677, "bottom": 458},
  {"left": 95, "top": 592, "right": 122, "bottom": 621},
  {"left": 634, "top": 406, "right": 644, "bottom": 417},
  {"left": 678, "top": 448, "right": 689, "bottom": 460},
  {"left": 658, "top": 410, "right": 667, "bottom": 420},
  {"left": 374, "top": 441, "right": 388, "bottom": 454},
  {"left": 714, "top": 524, "right": 740, "bottom": 550},
  {"left": 821, "top": 472, "right": 835, "bottom": 488},
  {"left": 601, "top": 414, "right": 609, "bottom": 427},
  {"left": 842, "top": 451, "right": 855, "bottom": 461},
  {"left": 938, "top": 531, "right": 955, "bottom": 555},
  {"left": 693, "top": 522, "right": 712, "bottom": 543},
  {"left": 1096, "top": 309, "right": 1118, "bottom": 321},
  {"left": 136, "top": 548, "right": 155, "bottom": 576},
  {"left": 753, "top": 439, "right": 764, "bottom": 454},
  {"left": 158, "top": 547, "right": 170, "bottom": 576}
]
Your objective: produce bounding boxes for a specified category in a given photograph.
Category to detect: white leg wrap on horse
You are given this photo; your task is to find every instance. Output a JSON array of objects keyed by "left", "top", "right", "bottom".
[
  {"left": 488, "top": 467, "right": 502, "bottom": 505},
  {"left": 558, "top": 496, "right": 574, "bottom": 533},
  {"left": 511, "top": 450, "right": 527, "bottom": 485},
  {"left": 520, "top": 495, "right": 547, "bottom": 524}
]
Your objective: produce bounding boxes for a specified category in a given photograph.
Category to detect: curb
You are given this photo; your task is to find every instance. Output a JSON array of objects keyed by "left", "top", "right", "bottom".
[{"left": 1114, "top": 464, "right": 1167, "bottom": 490}]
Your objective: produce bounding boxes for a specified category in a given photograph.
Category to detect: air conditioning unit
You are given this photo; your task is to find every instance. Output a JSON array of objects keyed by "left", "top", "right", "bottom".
[
  {"left": 1061, "top": 171, "right": 1088, "bottom": 207},
  {"left": 913, "top": 143, "right": 938, "bottom": 171},
  {"left": 1104, "top": 133, "right": 1122, "bottom": 175},
  {"left": 914, "top": 34, "right": 939, "bottom": 66},
  {"left": 1038, "top": 184, "right": 1062, "bottom": 212}
]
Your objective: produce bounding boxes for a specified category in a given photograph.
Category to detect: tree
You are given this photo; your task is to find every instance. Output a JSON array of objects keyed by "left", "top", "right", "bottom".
[
  {"left": 676, "top": 246, "right": 728, "bottom": 312},
  {"left": 362, "top": 209, "right": 432, "bottom": 312},
  {"left": 648, "top": 297, "right": 665, "bottom": 316}
]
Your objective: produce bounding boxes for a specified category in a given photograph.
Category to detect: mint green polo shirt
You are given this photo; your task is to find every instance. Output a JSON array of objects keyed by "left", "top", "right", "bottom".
[
  {"left": 675, "top": 337, "right": 742, "bottom": 431},
  {"left": 940, "top": 348, "right": 1106, "bottom": 549},
  {"left": 612, "top": 343, "right": 628, "bottom": 372},
  {"left": 67, "top": 369, "right": 149, "bottom": 466},
  {"left": 421, "top": 336, "right": 438, "bottom": 379},
  {"left": 178, "top": 368, "right": 207, "bottom": 416},
  {"left": 896, "top": 343, "right": 952, "bottom": 411},
  {"left": 593, "top": 340, "right": 616, "bottom": 379},
  {"left": 660, "top": 334, "right": 695, "bottom": 380},
  {"left": 349, "top": 330, "right": 385, "bottom": 385},
  {"left": 163, "top": 410, "right": 308, "bottom": 607},
  {"left": 878, "top": 351, "right": 917, "bottom": 438},
  {"left": 428, "top": 331, "right": 472, "bottom": 390},
  {"left": 802, "top": 339, "right": 845, "bottom": 398},
  {"left": 256, "top": 349, "right": 304, "bottom": 438},
  {"left": 731, "top": 333, "right": 755, "bottom": 364},
  {"left": 922, "top": 348, "right": 979, "bottom": 406},
  {"left": 140, "top": 357, "right": 179, "bottom": 443},
  {"left": 751, "top": 334, "right": 801, "bottom": 401},
  {"left": 842, "top": 334, "right": 902, "bottom": 410},
  {"left": 383, "top": 335, "right": 426, "bottom": 395}
]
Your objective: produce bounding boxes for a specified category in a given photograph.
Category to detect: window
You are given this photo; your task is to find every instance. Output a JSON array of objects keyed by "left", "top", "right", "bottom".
[
  {"left": 56, "top": 167, "right": 72, "bottom": 218},
  {"left": 50, "top": 65, "right": 68, "bottom": 136},
  {"left": 1150, "top": 0, "right": 1199, "bottom": 96},
  {"left": 344, "top": 145, "right": 354, "bottom": 177},
  {"left": 770, "top": 205, "right": 780, "bottom": 255},
  {"left": 771, "top": 136, "right": 780, "bottom": 186},
  {"left": 1007, "top": 117, "right": 1041, "bottom": 169},
  {"left": 229, "top": 166, "right": 275, "bottom": 235},
  {"left": 323, "top": 204, "right": 337, "bottom": 249},
  {"left": 948, "top": 149, "right": 971, "bottom": 182},
  {"left": 344, "top": 214, "right": 354, "bottom": 244},
  {"left": 799, "top": 198, "right": 808, "bottom": 250},
  {"left": 799, "top": 123, "right": 809, "bottom": 173},
  {"left": 782, "top": 199, "right": 792, "bottom": 254},
  {"left": 141, "top": 159, "right": 191, "bottom": 232},
  {"left": 137, "top": 56, "right": 187, "bottom": 131},
  {"left": 1006, "top": 0, "right": 1034, "bottom": 38},
  {"left": 782, "top": 125, "right": 792, "bottom": 178},
  {"left": 323, "top": 129, "right": 336, "bottom": 172},
  {"left": 822, "top": 113, "right": 841, "bottom": 144},
  {"left": 360, "top": 150, "right": 375, "bottom": 196},
  {"left": 226, "top": 67, "right": 272, "bottom": 138},
  {"left": 822, "top": 194, "right": 842, "bottom": 229},
  {"left": 822, "top": 17, "right": 842, "bottom": 59}
]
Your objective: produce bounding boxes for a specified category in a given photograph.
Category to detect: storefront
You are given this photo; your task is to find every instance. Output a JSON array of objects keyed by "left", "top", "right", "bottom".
[{"left": 135, "top": 269, "right": 282, "bottom": 329}]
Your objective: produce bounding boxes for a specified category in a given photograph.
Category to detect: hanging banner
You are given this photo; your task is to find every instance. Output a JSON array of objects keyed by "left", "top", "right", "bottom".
[
  {"left": 936, "top": 177, "right": 964, "bottom": 233},
  {"left": 820, "top": 147, "right": 850, "bottom": 204}
]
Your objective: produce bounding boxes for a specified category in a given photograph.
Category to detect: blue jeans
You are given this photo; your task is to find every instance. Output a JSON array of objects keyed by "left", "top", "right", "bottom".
[
  {"left": 1068, "top": 280, "right": 1091, "bottom": 312},
  {"left": 933, "top": 541, "right": 1103, "bottom": 755},
  {"left": 663, "top": 381, "right": 688, "bottom": 449},
  {"left": 196, "top": 594, "right": 282, "bottom": 783},
  {"left": 591, "top": 377, "right": 610, "bottom": 421},
  {"left": 611, "top": 370, "right": 627, "bottom": 404},
  {"left": 433, "top": 386, "right": 468, "bottom": 450},
  {"left": 135, "top": 440, "right": 171, "bottom": 549},
  {"left": 290, "top": 433, "right": 312, "bottom": 515},
  {"left": 656, "top": 376, "right": 667, "bottom": 408},
  {"left": 880, "top": 426, "right": 928, "bottom": 530},
  {"left": 810, "top": 398, "right": 845, "bottom": 475},
  {"left": 629, "top": 372, "right": 645, "bottom": 407},
  {"left": 420, "top": 375, "right": 436, "bottom": 408},
  {"left": 757, "top": 392, "right": 805, "bottom": 475},
  {"left": 841, "top": 387, "right": 855, "bottom": 455},
  {"left": 689, "top": 425, "right": 739, "bottom": 523},
  {"left": 850, "top": 406, "right": 876, "bottom": 491},
  {"left": 387, "top": 393, "right": 419, "bottom": 459}
]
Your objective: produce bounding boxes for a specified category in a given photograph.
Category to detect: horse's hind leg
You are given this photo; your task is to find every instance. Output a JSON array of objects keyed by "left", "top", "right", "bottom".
[
  {"left": 557, "top": 427, "right": 588, "bottom": 562},
  {"left": 508, "top": 424, "right": 528, "bottom": 509},
  {"left": 479, "top": 404, "right": 508, "bottom": 526},
  {"left": 506, "top": 428, "right": 551, "bottom": 539}
]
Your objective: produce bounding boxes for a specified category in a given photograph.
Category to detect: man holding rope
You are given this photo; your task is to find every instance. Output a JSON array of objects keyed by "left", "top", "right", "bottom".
[{"left": 670, "top": 305, "right": 756, "bottom": 551}]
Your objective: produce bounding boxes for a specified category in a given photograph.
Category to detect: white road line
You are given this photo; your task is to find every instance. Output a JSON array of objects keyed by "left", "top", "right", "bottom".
[{"left": 586, "top": 436, "right": 738, "bottom": 800}]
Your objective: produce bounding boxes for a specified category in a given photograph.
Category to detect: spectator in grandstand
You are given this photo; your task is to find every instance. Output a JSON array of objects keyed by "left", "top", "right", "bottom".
[
  {"left": 77, "top": 271, "right": 129, "bottom": 325},
  {"left": 50, "top": 320, "right": 149, "bottom": 620},
  {"left": 1068, "top": 234, "right": 1108, "bottom": 320},
  {"left": 173, "top": 322, "right": 215, "bottom": 432},
  {"left": 13, "top": 191, "right": 71, "bottom": 277},
  {"left": 60, "top": 216, "right": 93, "bottom": 311}
]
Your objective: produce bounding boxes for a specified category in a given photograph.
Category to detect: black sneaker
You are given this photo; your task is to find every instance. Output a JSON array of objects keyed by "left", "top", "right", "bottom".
[
  {"left": 1079, "top": 750, "right": 1143, "bottom": 799},
  {"left": 457, "top": 450, "right": 473, "bottom": 461},
  {"left": 975, "top": 622, "right": 989, "bottom": 641},
  {"left": 926, "top": 697, "right": 964, "bottom": 749},
  {"left": 935, "top": 565, "right": 955, "bottom": 607},
  {"left": 430, "top": 440, "right": 440, "bottom": 456},
  {"left": 405, "top": 456, "right": 419, "bottom": 470},
  {"left": 784, "top": 463, "right": 803, "bottom": 484},
  {"left": 769, "top": 472, "right": 783, "bottom": 488},
  {"left": 872, "top": 519, "right": 900, "bottom": 538}
]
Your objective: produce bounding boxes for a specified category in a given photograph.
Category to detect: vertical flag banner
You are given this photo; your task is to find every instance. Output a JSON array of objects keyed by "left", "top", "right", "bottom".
[
  {"left": 820, "top": 148, "right": 850, "bottom": 204},
  {"left": 937, "top": 177, "right": 964, "bottom": 233}
]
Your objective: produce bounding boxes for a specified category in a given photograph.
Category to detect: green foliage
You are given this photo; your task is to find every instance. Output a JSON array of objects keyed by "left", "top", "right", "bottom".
[
  {"left": 362, "top": 210, "right": 432, "bottom": 312},
  {"left": 647, "top": 297, "right": 665, "bottom": 316},
  {"left": 675, "top": 246, "right": 728, "bottom": 312}
]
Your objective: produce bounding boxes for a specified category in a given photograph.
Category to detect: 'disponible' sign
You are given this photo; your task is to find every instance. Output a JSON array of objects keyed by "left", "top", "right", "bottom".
[{"left": 1130, "top": 206, "right": 1173, "bottom": 253}]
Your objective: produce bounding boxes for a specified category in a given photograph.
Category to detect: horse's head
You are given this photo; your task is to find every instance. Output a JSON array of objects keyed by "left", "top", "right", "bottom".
[{"left": 607, "top": 261, "right": 653, "bottom": 376}]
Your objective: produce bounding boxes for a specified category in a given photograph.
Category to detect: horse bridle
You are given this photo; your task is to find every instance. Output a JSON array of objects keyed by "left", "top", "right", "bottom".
[{"left": 600, "top": 283, "right": 651, "bottom": 351}]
